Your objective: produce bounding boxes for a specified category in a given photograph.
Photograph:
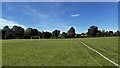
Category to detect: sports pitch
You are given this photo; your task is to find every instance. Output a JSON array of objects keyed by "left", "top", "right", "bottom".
[{"left": 2, "top": 37, "right": 119, "bottom": 66}]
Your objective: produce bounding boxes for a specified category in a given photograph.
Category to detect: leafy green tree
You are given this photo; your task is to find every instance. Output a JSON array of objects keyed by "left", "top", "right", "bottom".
[
  {"left": 105, "top": 31, "right": 109, "bottom": 37},
  {"left": 87, "top": 26, "right": 98, "bottom": 37},
  {"left": 96, "top": 30, "right": 102, "bottom": 37},
  {"left": 12, "top": 26, "right": 24, "bottom": 39},
  {"left": 2, "top": 29, "right": 5, "bottom": 39},
  {"left": 62, "top": 32, "right": 67, "bottom": 38},
  {"left": 67, "top": 27, "right": 76, "bottom": 38},
  {"left": 42, "top": 32, "right": 52, "bottom": 39},
  {"left": 32, "top": 29, "right": 38, "bottom": 36},
  {"left": 81, "top": 33, "right": 87, "bottom": 38},
  {"left": 24, "top": 28, "right": 33, "bottom": 39},
  {"left": 114, "top": 30, "right": 120, "bottom": 36},
  {"left": 101, "top": 29, "right": 106, "bottom": 37},
  {"left": 52, "top": 30, "right": 60, "bottom": 39},
  {"left": 2, "top": 26, "right": 13, "bottom": 39},
  {"left": 109, "top": 31, "right": 114, "bottom": 36},
  {"left": 75, "top": 34, "right": 81, "bottom": 38},
  {"left": 38, "top": 31, "right": 43, "bottom": 39},
  {"left": 1, "top": 25, "right": 119, "bottom": 39}
]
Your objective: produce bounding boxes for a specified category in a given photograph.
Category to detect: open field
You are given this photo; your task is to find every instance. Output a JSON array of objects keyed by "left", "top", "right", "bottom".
[{"left": 2, "top": 37, "right": 118, "bottom": 66}]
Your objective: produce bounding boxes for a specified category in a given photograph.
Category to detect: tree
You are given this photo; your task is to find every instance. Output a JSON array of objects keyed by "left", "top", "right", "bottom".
[
  {"left": 3, "top": 26, "right": 10, "bottom": 30},
  {"left": 114, "top": 30, "right": 120, "bottom": 36},
  {"left": 1, "top": 25, "right": 119, "bottom": 39},
  {"left": 17, "top": 26, "right": 24, "bottom": 38},
  {"left": 38, "top": 31, "right": 43, "bottom": 39},
  {"left": 12, "top": 26, "right": 24, "bottom": 39},
  {"left": 32, "top": 29, "right": 38, "bottom": 36},
  {"left": 109, "top": 31, "right": 114, "bottom": 36},
  {"left": 11, "top": 26, "right": 18, "bottom": 38},
  {"left": 52, "top": 30, "right": 60, "bottom": 39},
  {"left": 24, "top": 28, "right": 33, "bottom": 39},
  {"left": 75, "top": 34, "right": 81, "bottom": 38},
  {"left": 87, "top": 26, "right": 98, "bottom": 37},
  {"left": 2, "top": 29, "right": 6, "bottom": 39},
  {"left": 96, "top": 30, "right": 102, "bottom": 37},
  {"left": 105, "top": 31, "right": 110, "bottom": 37},
  {"left": 80, "top": 33, "right": 88, "bottom": 38},
  {"left": 62, "top": 32, "right": 67, "bottom": 38},
  {"left": 67, "top": 27, "right": 76, "bottom": 38},
  {"left": 2, "top": 26, "right": 13, "bottom": 39},
  {"left": 101, "top": 29, "right": 106, "bottom": 37},
  {"left": 42, "top": 32, "right": 52, "bottom": 39}
]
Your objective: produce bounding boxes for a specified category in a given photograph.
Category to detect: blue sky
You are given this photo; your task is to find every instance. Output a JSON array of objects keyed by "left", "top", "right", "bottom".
[{"left": 1, "top": 2, "right": 118, "bottom": 33}]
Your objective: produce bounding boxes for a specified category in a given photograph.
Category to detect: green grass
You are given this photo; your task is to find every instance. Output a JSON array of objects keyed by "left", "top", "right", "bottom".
[
  {"left": 0, "top": 40, "right": 2, "bottom": 67},
  {"left": 2, "top": 37, "right": 118, "bottom": 66},
  {"left": 80, "top": 37, "right": 118, "bottom": 64}
]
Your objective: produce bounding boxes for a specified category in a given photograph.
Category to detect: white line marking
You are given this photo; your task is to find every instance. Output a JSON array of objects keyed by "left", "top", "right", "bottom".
[{"left": 81, "top": 42, "right": 120, "bottom": 67}]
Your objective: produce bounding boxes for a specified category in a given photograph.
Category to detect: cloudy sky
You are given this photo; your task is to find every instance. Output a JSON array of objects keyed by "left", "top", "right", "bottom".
[{"left": 1, "top": 2, "right": 118, "bottom": 33}]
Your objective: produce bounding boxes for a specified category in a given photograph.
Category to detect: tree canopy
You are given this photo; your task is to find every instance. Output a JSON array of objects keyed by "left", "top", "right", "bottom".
[
  {"left": 1, "top": 25, "right": 120, "bottom": 39},
  {"left": 67, "top": 27, "right": 76, "bottom": 38}
]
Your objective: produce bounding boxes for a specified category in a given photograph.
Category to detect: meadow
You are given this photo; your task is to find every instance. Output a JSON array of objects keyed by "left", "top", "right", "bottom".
[{"left": 2, "top": 37, "right": 118, "bottom": 66}]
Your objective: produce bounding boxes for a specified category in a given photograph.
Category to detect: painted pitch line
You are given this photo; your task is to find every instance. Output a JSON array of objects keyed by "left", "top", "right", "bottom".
[{"left": 81, "top": 42, "right": 120, "bottom": 67}]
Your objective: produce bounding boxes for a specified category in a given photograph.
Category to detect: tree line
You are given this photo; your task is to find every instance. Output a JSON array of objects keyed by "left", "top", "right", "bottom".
[{"left": 1, "top": 25, "right": 120, "bottom": 39}]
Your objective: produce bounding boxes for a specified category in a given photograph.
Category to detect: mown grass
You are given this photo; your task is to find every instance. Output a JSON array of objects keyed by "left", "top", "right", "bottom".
[
  {"left": 80, "top": 37, "right": 118, "bottom": 64},
  {"left": 2, "top": 37, "right": 118, "bottom": 66},
  {"left": 0, "top": 40, "right": 2, "bottom": 67}
]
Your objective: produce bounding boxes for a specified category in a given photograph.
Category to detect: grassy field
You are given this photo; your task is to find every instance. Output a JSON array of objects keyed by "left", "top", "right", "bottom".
[
  {"left": 0, "top": 40, "right": 2, "bottom": 67},
  {"left": 2, "top": 37, "right": 118, "bottom": 66}
]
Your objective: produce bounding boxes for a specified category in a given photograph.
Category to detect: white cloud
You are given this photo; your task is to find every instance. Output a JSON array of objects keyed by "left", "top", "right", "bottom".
[
  {"left": 0, "top": 18, "right": 26, "bottom": 29},
  {"left": 71, "top": 14, "right": 80, "bottom": 17},
  {"left": 24, "top": 6, "right": 49, "bottom": 19}
]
